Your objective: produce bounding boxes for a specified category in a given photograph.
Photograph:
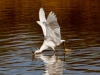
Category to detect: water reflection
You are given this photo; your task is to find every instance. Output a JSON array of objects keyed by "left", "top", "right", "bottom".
[
  {"left": 0, "top": 0, "right": 100, "bottom": 75},
  {"left": 34, "top": 53, "right": 63, "bottom": 75}
]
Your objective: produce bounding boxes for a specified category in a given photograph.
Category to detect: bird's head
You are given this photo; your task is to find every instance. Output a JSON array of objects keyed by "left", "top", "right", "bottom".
[{"left": 36, "top": 21, "right": 44, "bottom": 26}]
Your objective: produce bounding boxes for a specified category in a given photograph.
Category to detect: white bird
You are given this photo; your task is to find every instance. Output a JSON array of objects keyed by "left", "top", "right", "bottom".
[{"left": 35, "top": 8, "right": 66, "bottom": 53}]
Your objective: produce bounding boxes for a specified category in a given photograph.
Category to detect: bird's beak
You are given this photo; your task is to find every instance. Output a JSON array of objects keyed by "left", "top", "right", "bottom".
[
  {"left": 36, "top": 21, "right": 44, "bottom": 26},
  {"left": 36, "top": 21, "right": 40, "bottom": 25}
]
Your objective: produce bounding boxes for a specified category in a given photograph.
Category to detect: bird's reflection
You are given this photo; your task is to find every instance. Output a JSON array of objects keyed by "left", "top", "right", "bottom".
[{"left": 32, "top": 53, "right": 63, "bottom": 75}]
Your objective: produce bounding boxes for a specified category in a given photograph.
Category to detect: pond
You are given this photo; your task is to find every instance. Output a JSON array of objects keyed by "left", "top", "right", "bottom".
[{"left": 0, "top": 0, "right": 100, "bottom": 75}]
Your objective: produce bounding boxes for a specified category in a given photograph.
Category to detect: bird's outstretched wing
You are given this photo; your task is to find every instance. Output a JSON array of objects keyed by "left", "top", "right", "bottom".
[
  {"left": 37, "top": 8, "right": 46, "bottom": 36},
  {"left": 45, "top": 11, "right": 61, "bottom": 45},
  {"left": 39, "top": 8, "right": 46, "bottom": 22}
]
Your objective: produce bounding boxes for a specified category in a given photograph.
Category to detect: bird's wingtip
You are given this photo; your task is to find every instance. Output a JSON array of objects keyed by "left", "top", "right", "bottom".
[{"left": 40, "top": 7, "right": 43, "bottom": 10}]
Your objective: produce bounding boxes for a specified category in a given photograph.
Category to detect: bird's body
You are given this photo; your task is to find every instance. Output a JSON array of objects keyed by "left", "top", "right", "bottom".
[{"left": 35, "top": 8, "right": 65, "bottom": 53}]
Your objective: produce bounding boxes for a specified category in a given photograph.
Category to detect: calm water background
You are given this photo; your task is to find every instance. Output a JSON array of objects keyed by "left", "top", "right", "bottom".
[{"left": 0, "top": 0, "right": 100, "bottom": 75}]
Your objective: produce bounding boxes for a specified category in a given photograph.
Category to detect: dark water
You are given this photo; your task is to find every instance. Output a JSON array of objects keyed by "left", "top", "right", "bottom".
[{"left": 0, "top": 0, "right": 100, "bottom": 75}]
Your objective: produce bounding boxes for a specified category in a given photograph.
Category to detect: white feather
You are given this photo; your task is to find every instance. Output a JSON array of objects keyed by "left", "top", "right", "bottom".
[
  {"left": 39, "top": 8, "right": 46, "bottom": 22},
  {"left": 35, "top": 8, "right": 65, "bottom": 53},
  {"left": 36, "top": 21, "right": 46, "bottom": 36}
]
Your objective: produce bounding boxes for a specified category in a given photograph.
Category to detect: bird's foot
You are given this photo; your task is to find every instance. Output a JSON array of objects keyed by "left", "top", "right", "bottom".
[
  {"left": 64, "top": 48, "right": 71, "bottom": 54},
  {"left": 65, "top": 48, "right": 69, "bottom": 52}
]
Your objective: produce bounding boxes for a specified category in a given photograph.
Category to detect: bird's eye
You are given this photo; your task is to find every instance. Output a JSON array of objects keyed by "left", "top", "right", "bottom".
[
  {"left": 43, "top": 22, "right": 45, "bottom": 24},
  {"left": 43, "top": 22, "right": 46, "bottom": 25}
]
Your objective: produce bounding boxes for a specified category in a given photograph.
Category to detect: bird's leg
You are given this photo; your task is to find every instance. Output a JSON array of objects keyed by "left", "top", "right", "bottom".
[
  {"left": 63, "top": 41, "right": 66, "bottom": 50},
  {"left": 64, "top": 41, "right": 66, "bottom": 49}
]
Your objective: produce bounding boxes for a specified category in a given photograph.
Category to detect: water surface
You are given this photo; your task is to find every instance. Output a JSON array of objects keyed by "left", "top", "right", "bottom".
[{"left": 0, "top": 0, "right": 100, "bottom": 75}]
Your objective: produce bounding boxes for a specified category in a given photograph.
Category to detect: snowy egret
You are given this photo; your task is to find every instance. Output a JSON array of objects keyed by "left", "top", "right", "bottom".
[{"left": 35, "top": 8, "right": 66, "bottom": 53}]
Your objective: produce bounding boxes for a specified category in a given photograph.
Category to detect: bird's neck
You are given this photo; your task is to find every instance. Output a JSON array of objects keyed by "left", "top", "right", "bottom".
[{"left": 39, "top": 41, "right": 48, "bottom": 52}]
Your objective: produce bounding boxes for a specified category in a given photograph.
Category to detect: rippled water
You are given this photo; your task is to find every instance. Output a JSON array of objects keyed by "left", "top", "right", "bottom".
[{"left": 0, "top": 0, "right": 100, "bottom": 75}]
